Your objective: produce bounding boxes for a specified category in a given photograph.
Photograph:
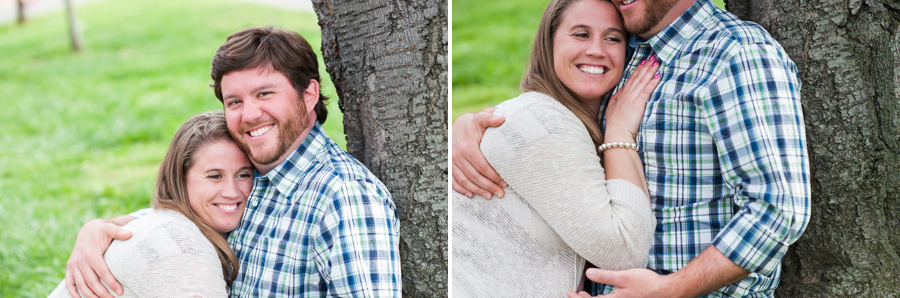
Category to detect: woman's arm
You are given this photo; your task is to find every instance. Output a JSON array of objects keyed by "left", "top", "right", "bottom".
[{"left": 483, "top": 94, "right": 653, "bottom": 270}]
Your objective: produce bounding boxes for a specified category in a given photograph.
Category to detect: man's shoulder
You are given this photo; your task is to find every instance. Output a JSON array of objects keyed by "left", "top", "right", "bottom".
[
  {"left": 315, "top": 135, "right": 392, "bottom": 197},
  {"left": 697, "top": 7, "right": 784, "bottom": 53}
]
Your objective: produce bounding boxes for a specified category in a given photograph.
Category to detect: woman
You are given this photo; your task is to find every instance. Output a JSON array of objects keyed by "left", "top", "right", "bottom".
[
  {"left": 50, "top": 110, "right": 252, "bottom": 297},
  {"left": 451, "top": 0, "right": 660, "bottom": 296}
]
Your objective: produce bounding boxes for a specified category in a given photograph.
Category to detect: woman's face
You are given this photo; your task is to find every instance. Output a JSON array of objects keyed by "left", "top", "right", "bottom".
[
  {"left": 553, "top": 0, "right": 627, "bottom": 105},
  {"left": 186, "top": 139, "right": 254, "bottom": 234}
]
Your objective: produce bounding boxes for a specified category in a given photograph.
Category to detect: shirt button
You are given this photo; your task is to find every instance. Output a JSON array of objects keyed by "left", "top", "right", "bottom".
[{"left": 252, "top": 200, "right": 259, "bottom": 207}]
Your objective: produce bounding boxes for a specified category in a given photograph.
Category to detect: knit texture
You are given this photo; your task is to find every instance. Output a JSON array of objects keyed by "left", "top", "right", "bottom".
[
  {"left": 49, "top": 209, "right": 228, "bottom": 297},
  {"left": 452, "top": 92, "right": 655, "bottom": 297}
]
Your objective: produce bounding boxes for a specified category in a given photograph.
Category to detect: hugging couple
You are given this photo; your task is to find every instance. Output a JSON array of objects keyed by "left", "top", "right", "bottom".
[
  {"left": 451, "top": 0, "right": 809, "bottom": 297},
  {"left": 51, "top": 26, "right": 402, "bottom": 297}
]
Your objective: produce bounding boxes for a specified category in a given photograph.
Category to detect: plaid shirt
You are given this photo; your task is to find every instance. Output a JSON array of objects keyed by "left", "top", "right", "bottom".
[
  {"left": 228, "top": 123, "right": 401, "bottom": 297},
  {"left": 593, "top": 1, "right": 810, "bottom": 296}
]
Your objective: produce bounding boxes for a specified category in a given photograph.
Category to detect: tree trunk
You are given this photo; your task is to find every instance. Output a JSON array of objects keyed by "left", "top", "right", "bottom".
[
  {"left": 726, "top": 0, "right": 900, "bottom": 296},
  {"left": 64, "top": 0, "right": 82, "bottom": 52},
  {"left": 16, "top": 0, "right": 25, "bottom": 24},
  {"left": 310, "top": 1, "right": 448, "bottom": 297}
]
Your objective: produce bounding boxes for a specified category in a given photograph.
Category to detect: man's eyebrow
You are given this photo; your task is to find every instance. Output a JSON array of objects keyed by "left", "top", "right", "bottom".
[{"left": 223, "top": 83, "right": 278, "bottom": 101}]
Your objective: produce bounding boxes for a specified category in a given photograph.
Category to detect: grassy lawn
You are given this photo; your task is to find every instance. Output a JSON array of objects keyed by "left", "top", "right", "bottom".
[
  {"left": 451, "top": 0, "right": 727, "bottom": 119},
  {"left": 0, "top": 0, "right": 342, "bottom": 295}
]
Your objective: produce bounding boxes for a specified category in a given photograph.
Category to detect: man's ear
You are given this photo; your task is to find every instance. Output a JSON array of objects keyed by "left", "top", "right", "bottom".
[{"left": 303, "top": 79, "right": 320, "bottom": 113}]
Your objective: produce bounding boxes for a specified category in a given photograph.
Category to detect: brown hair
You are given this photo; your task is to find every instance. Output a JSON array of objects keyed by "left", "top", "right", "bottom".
[
  {"left": 153, "top": 110, "right": 240, "bottom": 285},
  {"left": 210, "top": 26, "right": 329, "bottom": 124},
  {"left": 521, "top": 0, "right": 619, "bottom": 150}
]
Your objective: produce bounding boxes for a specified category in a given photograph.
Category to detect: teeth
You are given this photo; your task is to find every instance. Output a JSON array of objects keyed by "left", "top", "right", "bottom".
[
  {"left": 623, "top": 0, "right": 635, "bottom": 4},
  {"left": 579, "top": 65, "right": 607, "bottom": 75},
  {"left": 217, "top": 204, "right": 237, "bottom": 211},
  {"left": 249, "top": 125, "right": 272, "bottom": 137}
]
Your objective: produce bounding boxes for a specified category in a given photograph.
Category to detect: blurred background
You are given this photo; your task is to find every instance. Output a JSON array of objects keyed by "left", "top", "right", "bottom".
[
  {"left": 0, "top": 0, "right": 342, "bottom": 295},
  {"left": 451, "top": 0, "right": 726, "bottom": 119}
]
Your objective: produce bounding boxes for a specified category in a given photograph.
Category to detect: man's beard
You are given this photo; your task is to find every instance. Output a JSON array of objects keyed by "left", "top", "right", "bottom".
[
  {"left": 623, "top": 0, "right": 679, "bottom": 36},
  {"left": 233, "top": 99, "right": 308, "bottom": 167}
]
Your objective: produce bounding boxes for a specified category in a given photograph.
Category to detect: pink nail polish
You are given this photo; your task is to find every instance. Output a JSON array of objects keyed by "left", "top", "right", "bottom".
[
  {"left": 654, "top": 73, "right": 660, "bottom": 79},
  {"left": 652, "top": 59, "right": 658, "bottom": 67},
  {"left": 640, "top": 59, "right": 646, "bottom": 65}
]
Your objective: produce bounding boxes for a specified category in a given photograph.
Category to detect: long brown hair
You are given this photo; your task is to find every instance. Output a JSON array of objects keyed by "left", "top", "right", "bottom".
[
  {"left": 152, "top": 110, "right": 240, "bottom": 285},
  {"left": 521, "top": 0, "right": 618, "bottom": 150},
  {"left": 210, "top": 25, "right": 329, "bottom": 124}
]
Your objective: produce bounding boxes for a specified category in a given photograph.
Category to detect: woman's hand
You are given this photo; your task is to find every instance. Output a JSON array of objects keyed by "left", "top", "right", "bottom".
[{"left": 604, "top": 56, "right": 661, "bottom": 142}]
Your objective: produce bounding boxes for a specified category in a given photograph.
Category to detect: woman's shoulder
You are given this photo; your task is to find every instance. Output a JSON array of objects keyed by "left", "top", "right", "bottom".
[
  {"left": 490, "top": 92, "right": 587, "bottom": 136},
  {"left": 115, "top": 209, "right": 213, "bottom": 254},
  {"left": 495, "top": 92, "right": 575, "bottom": 118}
]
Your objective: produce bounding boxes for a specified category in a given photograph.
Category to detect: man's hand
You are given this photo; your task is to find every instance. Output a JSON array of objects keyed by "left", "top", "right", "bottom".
[
  {"left": 65, "top": 216, "right": 135, "bottom": 298},
  {"left": 566, "top": 246, "right": 750, "bottom": 298},
  {"left": 565, "top": 268, "right": 665, "bottom": 298},
  {"left": 451, "top": 107, "right": 508, "bottom": 199}
]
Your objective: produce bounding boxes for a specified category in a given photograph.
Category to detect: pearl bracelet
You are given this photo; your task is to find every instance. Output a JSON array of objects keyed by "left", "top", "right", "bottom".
[{"left": 598, "top": 141, "right": 639, "bottom": 152}]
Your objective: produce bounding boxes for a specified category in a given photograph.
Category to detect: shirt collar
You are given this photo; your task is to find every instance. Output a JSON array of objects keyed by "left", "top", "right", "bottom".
[
  {"left": 629, "top": 0, "right": 715, "bottom": 65},
  {"left": 255, "top": 122, "right": 328, "bottom": 195}
]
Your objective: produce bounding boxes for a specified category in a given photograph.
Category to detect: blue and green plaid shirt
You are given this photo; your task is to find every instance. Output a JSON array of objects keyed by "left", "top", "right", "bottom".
[
  {"left": 593, "top": 1, "right": 810, "bottom": 296},
  {"left": 227, "top": 122, "right": 402, "bottom": 297}
]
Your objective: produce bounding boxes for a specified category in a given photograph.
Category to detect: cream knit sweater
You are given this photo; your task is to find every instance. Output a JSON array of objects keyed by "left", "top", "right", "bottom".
[
  {"left": 49, "top": 209, "right": 228, "bottom": 297},
  {"left": 452, "top": 92, "right": 656, "bottom": 297}
]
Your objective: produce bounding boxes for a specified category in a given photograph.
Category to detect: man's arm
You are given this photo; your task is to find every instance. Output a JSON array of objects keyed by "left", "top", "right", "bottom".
[
  {"left": 451, "top": 107, "right": 507, "bottom": 199},
  {"left": 317, "top": 181, "right": 402, "bottom": 297},
  {"left": 65, "top": 214, "right": 135, "bottom": 298},
  {"left": 567, "top": 246, "right": 749, "bottom": 298}
]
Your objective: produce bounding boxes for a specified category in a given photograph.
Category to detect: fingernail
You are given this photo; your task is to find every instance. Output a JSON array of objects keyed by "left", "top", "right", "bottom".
[
  {"left": 586, "top": 268, "right": 597, "bottom": 278},
  {"left": 654, "top": 73, "right": 660, "bottom": 79},
  {"left": 501, "top": 181, "right": 509, "bottom": 188},
  {"left": 640, "top": 59, "right": 646, "bottom": 65},
  {"left": 652, "top": 59, "right": 658, "bottom": 67},
  {"left": 482, "top": 192, "right": 492, "bottom": 199},
  {"left": 494, "top": 192, "right": 504, "bottom": 198}
]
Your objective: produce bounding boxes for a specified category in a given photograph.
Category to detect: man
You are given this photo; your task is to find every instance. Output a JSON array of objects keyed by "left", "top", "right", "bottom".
[
  {"left": 452, "top": 0, "right": 810, "bottom": 296},
  {"left": 66, "top": 26, "right": 401, "bottom": 297}
]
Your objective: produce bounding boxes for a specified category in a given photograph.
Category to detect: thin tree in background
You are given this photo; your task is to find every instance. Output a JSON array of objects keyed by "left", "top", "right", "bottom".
[
  {"left": 310, "top": 0, "right": 448, "bottom": 297},
  {"left": 64, "top": 0, "right": 82, "bottom": 52},
  {"left": 16, "top": 0, "right": 25, "bottom": 24},
  {"left": 726, "top": 0, "right": 900, "bottom": 296}
]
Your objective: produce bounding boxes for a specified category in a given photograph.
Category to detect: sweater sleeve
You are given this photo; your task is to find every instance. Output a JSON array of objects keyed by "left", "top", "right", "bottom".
[
  {"left": 482, "top": 93, "right": 656, "bottom": 270},
  {"left": 106, "top": 213, "right": 229, "bottom": 297}
]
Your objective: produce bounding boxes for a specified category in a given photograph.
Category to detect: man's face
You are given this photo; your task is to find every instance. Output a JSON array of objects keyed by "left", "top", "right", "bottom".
[
  {"left": 221, "top": 66, "right": 309, "bottom": 171},
  {"left": 613, "top": 0, "right": 680, "bottom": 37}
]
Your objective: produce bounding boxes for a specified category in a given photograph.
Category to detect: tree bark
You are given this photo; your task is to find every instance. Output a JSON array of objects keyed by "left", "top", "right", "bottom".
[
  {"left": 726, "top": 0, "right": 900, "bottom": 296},
  {"left": 310, "top": 1, "right": 448, "bottom": 297}
]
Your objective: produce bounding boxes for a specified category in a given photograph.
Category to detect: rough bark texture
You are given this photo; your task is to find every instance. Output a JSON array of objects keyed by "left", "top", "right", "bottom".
[
  {"left": 727, "top": 0, "right": 900, "bottom": 296},
  {"left": 310, "top": 1, "right": 448, "bottom": 297}
]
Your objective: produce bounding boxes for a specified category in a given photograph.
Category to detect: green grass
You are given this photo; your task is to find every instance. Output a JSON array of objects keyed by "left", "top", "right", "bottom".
[
  {"left": 451, "top": 0, "right": 728, "bottom": 119},
  {"left": 0, "top": 0, "right": 343, "bottom": 295}
]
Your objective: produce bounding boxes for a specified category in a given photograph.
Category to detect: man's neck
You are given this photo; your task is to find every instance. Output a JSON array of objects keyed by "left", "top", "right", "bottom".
[{"left": 637, "top": 0, "right": 697, "bottom": 40}]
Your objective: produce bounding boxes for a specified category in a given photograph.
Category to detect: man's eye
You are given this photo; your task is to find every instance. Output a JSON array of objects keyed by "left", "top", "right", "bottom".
[
  {"left": 227, "top": 99, "right": 242, "bottom": 107},
  {"left": 258, "top": 92, "right": 272, "bottom": 97}
]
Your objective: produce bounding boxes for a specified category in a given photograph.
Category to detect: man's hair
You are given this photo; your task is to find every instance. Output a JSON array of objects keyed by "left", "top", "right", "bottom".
[
  {"left": 521, "top": 0, "right": 624, "bottom": 152},
  {"left": 153, "top": 110, "right": 239, "bottom": 285},
  {"left": 211, "top": 26, "right": 329, "bottom": 124}
]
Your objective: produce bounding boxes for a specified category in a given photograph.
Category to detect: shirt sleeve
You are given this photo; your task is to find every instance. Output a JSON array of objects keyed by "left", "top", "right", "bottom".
[
  {"left": 313, "top": 180, "right": 402, "bottom": 297},
  {"left": 705, "top": 42, "right": 811, "bottom": 276},
  {"left": 482, "top": 94, "right": 656, "bottom": 270}
]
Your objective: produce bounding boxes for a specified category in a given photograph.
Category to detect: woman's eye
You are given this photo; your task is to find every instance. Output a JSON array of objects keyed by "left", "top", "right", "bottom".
[
  {"left": 238, "top": 173, "right": 252, "bottom": 179},
  {"left": 207, "top": 174, "right": 222, "bottom": 180},
  {"left": 605, "top": 36, "right": 622, "bottom": 43},
  {"left": 574, "top": 32, "right": 589, "bottom": 39}
]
